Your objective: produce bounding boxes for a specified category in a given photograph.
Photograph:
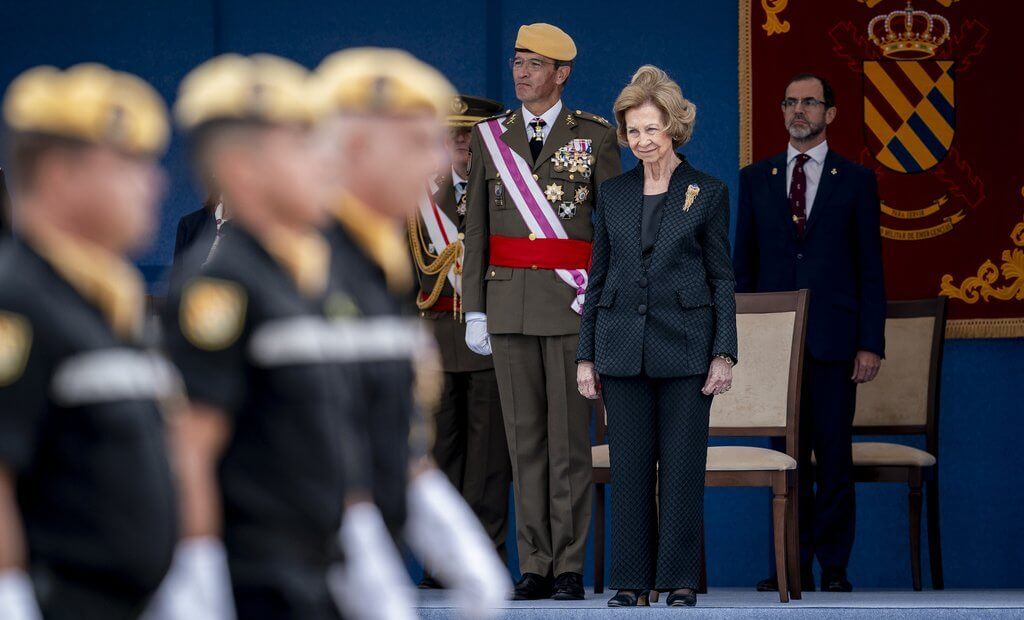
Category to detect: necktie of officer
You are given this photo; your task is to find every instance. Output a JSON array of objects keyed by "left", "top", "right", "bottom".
[
  {"left": 789, "top": 153, "right": 811, "bottom": 236},
  {"left": 529, "top": 117, "right": 546, "bottom": 162},
  {"left": 455, "top": 181, "right": 467, "bottom": 204}
]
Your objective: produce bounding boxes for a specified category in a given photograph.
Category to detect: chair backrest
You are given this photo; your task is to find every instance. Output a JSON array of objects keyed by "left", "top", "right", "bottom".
[
  {"left": 709, "top": 291, "right": 809, "bottom": 458},
  {"left": 853, "top": 298, "right": 946, "bottom": 454}
]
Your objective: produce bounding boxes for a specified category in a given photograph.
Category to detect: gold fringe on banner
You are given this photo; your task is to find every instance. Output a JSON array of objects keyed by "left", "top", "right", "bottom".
[
  {"left": 946, "top": 318, "right": 1024, "bottom": 339},
  {"left": 739, "top": 0, "right": 753, "bottom": 168}
]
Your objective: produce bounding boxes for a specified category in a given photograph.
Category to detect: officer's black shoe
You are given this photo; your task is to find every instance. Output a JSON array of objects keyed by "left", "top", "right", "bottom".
[
  {"left": 607, "top": 589, "right": 648, "bottom": 607},
  {"left": 821, "top": 568, "right": 853, "bottom": 592},
  {"left": 755, "top": 572, "right": 816, "bottom": 592},
  {"left": 551, "top": 572, "right": 584, "bottom": 600},
  {"left": 512, "top": 573, "right": 553, "bottom": 600},
  {"left": 418, "top": 574, "right": 443, "bottom": 589},
  {"left": 666, "top": 589, "right": 697, "bottom": 607}
]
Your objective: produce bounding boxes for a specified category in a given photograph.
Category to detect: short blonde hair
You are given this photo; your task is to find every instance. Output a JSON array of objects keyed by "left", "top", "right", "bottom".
[{"left": 613, "top": 65, "right": 696, "bottom": 148}]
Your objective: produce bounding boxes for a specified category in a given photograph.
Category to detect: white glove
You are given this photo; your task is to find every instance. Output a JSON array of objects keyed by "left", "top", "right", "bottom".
[
  {"left": 329, "top": 502, "right": 416, "bottom": 620},
  {"left": 141, "top": 537, "right": 235, "bottom": 620},
  {"left": 0, "top": 570, "right": 41, "bottom": 620},
  {"left": 464, "top": 313, "right": 492, "bottom": 356},
  {"left": 404, "top": 469, "right": 512, "bottom": 619}
]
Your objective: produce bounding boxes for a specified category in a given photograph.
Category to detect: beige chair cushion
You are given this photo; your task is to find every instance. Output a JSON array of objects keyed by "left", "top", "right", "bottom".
[
  {"left": 810, "top": 442, "right": 936, "bottom": 467},
  {"left": 707, "top": 446, "right": 797, "bottom": 471},
  {"left": 594, "top": 444, "right": 797, "bottom": 472},
  {"left": 710, "top": 311, "right": 796, "bottom": 429},
  {"left": 855, "top": 316, "right": 935, "bottom": 427}
]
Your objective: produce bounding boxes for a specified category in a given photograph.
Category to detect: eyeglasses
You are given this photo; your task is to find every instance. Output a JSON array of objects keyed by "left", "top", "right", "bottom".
[
  {"left": 510, "top": 57, "right": 556, "bottom": 72},
  {"left": 781, "top": 97, "right": 828, "bottom": 110}
]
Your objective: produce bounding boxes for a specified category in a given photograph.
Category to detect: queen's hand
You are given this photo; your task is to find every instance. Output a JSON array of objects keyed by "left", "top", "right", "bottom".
[
  {"left": 577, "top": 361, "right": 601, "bottom": 400},
  {"left": 701, "top": 357, "right": 733, "bottom": 396}
]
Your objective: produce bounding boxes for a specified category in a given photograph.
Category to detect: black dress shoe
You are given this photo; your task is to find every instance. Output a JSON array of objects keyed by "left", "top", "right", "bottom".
[
  {"left": 755, "top": 572, "right": 816, "bottom": 592},
  {"left": 551, "top": 572, "right": 584, "bottom": 600},
  {"left": 821, "top": 568, "right": 853, "bottom": 592},
  {"left": 512, "top": 573, "right": 552, "bottom": 600},
  {"left": 607, "top": 589, "right": 649, "bottom": 607},
  {"left": 666, "top": 589, "right": 697, "bottom": 607}
]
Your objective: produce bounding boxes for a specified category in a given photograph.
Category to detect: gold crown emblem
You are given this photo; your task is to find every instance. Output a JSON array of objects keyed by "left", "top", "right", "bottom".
[
  {"left": 450, "top": 96, "right": 469, "bottom": 115},
  {"left": 868, "top": 1, "right": 950, "bottom": 60}
]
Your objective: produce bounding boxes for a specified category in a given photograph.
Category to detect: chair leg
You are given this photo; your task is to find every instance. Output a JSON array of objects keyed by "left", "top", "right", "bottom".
[
  {"left": 908, "top": 470, "right": 923, "bottom": 591},
  {"left": 772, "top": 476, "right": 790, "bottom": 603},
  {"left": 594, "top": 482, "right": 605, "bottom": 594},
  {"left": 785, "top": 477, "right": 802, "bottom": 600},
  {"left": 926, "top": 473, "right": 944, "bottom": 590}
]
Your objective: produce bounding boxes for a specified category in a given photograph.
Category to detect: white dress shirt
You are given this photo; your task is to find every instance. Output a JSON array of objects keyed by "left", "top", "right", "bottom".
[
  {"left": 521, "top": 100, "right": 563, "bottom": 144},
  {"left": 786, "top": 140, "right": 828, "bottom": 217}
]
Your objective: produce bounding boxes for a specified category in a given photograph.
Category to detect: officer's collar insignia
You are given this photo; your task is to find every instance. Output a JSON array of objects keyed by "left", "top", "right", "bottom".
[
  {"left": 683, "top": 184, "right": 700, "bottom": 212},
  {"left": 504, "top": 111, "right": 518, "bottom": 127},
  {"left": 324, "top": 292, "right": 361, "bottom": 319},
  {"left": 565, "top": 113, "right": 576, "bottom": 127},
  {"left": 0, "top": 312, "right": 31, "bottom": 386},
  {"left": 180, "top": 277, "right": 247, "bottom": 351}
]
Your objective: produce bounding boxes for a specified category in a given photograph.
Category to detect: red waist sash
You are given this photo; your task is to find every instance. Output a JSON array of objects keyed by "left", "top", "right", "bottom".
[
  {"left": 420, "top": 293, "right": 456, "bottom": 312},
  {"left": 488, "top": 235, "right": 592, "bottom": 270}
]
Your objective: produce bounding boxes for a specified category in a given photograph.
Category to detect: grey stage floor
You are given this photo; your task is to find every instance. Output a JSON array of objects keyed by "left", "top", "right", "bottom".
[{"left": 416, "top": 588, "right": 1024, "bottom": 619}]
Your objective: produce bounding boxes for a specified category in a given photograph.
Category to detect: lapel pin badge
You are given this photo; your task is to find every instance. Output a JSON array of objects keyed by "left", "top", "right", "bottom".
[
  {"left": 684, "top": 184, "right": 700, "bottom": 212},
  {"left": 771, "top": 167, "right": 778, "bottom": 175},
  {"left": 831, "top": 167, "right": 838, "bottom": 175}
]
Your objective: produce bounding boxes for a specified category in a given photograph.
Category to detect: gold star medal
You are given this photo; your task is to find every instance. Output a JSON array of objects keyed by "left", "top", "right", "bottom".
[
  {"left": 683, "top": 184, "right": 700, "bottom": 211},
  {"left": 180, "top": 277, "right": 247, "bottom": 351},
  {"left": 0, "top": 312, "right": 31, "bottom": 387},
  {"left": 574, "top": 186, "right": 590, "bottom": 203},
  {"left": 544, "top": 183, "right": 564, "bottom": 203}
]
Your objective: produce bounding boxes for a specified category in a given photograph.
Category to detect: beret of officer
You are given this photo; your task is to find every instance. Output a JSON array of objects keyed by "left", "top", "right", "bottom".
[
  {"left": 313, "top": 47, "right": 456, "bottom": 118},
  {"left": 2, "top": 63, "right": 169, "bottom": 156},
  {"left": 175, "top": 53, "right": 315, "bottom": 130},
  {"left": 515, "top": 23, "right": 577, "bottom": 62},
  {"left": 447, "top": 94, "right": 503, "bottom": 128}
]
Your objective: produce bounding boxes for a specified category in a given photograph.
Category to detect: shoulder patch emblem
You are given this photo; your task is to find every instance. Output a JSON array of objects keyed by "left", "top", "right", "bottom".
[
  {"left": 0, "top": 312, "right": 31, "bottom": 386},
  {"left": 180, "top": 277, "right": 247, "bottom": 351}
]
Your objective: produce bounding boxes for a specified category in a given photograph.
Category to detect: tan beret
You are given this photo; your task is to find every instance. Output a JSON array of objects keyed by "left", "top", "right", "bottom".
[
  {"left": 447, "top": 94, "right": 503, "bottom": 128},
  {"left": 515, "top": 23, "right": 577, "bottom": 62},
  {"left": 313, "top": 47, "right": 456, "bottom": 118},
  {"left": 175, "top": 54, "right": 315, "bottom": 130},
  {"left": 3, "top": 63, "right": 169, "bottom": 156}
]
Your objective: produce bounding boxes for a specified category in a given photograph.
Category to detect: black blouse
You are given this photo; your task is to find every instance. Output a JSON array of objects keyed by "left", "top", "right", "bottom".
[{"left": 641, "top": 191, "right": 668, "bottom": 257}]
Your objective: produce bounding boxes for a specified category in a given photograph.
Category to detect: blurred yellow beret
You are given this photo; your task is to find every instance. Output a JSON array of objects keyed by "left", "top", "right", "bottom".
[
  {"left": 175, "top": 54, "right": 315, "bottom": 130},
  {"left": 3, "top": 63, "right": 169, "bottom": 156},
  {"left": 515, "top": 23, "right": 577, "bottom": 62},
  {"left": 313, "top": 47, "right": 456, "bottom": 118}
]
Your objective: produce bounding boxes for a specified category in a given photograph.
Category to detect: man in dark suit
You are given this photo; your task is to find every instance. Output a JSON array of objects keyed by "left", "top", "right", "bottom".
[
  {"left": 409, "top": 94, "right": 512, "bottom": 587},
  {"left": 734, "top": 73, "right": 886, "bottom": 593},
  {"left": 169, "top": 192, "right": 229, "bottom": 284}
]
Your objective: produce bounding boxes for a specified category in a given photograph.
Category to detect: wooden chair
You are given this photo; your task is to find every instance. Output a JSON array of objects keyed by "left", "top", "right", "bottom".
[
  {"left": 592, "top": 290, "right": 809, "bottom": 603},
  {"left": 844, "top": 297, "right": 946, "bottom": 590}
]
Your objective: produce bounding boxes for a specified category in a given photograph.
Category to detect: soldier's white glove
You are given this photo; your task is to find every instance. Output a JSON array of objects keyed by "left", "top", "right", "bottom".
[
  {"left": 404, "top": 469, "right": 511, "bottom": 619},
  {"left": 329, "top": 502, "right": 416, "bottom": 620},
  {"left": 0, "top": 570, "right": 41, "bottom": 620},
  {"left": 142, "top": 537, "right": 235, "bottom": 620},
  {"left": 464, "top": 313, "right": 492, "bottom": 356}
]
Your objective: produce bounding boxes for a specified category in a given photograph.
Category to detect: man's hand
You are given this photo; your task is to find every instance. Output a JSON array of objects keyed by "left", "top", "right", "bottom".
[
  {"left": 851, "top": 351, "right": 882, "bottom": 383},
  {"left": 576, "top": 362, "right": 600, "bottom": 400},
  {"left": 464, "top": 313, "right": 491, "bottom": 356}
]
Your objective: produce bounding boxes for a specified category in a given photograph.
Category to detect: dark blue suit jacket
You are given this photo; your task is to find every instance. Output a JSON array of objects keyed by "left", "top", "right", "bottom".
[
  {"left": 734, "top": 148, "right": 886, "bottom": 361},
  {"left": 169, "top": 207, "right": 216, "bottom": 285},
  {"left": 577, "top": 156, "right": 738, "bottom": 378}
]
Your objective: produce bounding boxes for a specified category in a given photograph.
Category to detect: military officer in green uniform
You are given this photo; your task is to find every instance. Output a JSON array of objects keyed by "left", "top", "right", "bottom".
[
  {"left": 462, "top": 23, "right": 622, "bottom": 600},
  {"left": 408, "top": 94, "right": 513, "bottom": 583},
  {"left": 0, "top": 64, "right": 177, "bottom": 619}
]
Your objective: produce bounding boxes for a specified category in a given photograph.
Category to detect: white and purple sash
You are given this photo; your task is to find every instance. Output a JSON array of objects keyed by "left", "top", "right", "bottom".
[
  {"left": 477, "top": 118, "right": 588, "bottom": 314},
  {"left": 416, "top": 177, "right": 462, "bottom": 294}
]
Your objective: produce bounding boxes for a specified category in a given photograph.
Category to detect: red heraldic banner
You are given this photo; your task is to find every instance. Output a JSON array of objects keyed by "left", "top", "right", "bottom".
[{"left": 740, "top": 0, "right": 1024, "bottom": 338}]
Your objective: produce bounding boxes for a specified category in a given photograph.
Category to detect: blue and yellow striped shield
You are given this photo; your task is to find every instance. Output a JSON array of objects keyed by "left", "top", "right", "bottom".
[{"left": 863, "top": 60, "right": 955, "bottom": 173}]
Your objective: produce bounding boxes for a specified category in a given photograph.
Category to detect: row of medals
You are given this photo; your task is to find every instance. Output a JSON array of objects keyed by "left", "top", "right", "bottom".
[{"left": 489, "top": 146, "right": 596, "bottom": 220}]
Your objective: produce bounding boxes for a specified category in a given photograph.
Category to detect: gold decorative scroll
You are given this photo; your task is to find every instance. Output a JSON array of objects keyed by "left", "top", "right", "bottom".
[
  {"left": 880, "top": 195, "right": 948, "bottom": 219},
  {"left": 940, "top": 214, "right": 1024, "bottom": 304},
  {"left": 761, "top": 0, "right": 791, "bottom": 36},
  {"left": 880, "top": 210, "right": 965, "bottom": 240}
]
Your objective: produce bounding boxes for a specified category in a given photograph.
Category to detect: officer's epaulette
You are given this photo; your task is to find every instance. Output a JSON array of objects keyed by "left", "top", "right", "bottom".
[{"left": 571, "top": 109, "right": 612, "bottom": 127}]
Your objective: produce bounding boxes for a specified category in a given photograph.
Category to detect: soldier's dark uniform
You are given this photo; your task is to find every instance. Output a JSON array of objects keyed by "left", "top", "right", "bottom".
[
  {"left": 408, "top": 94, "right": 512, "bottom": 562},
  {"left": 163, "top": 228, "right": 348, "bottom": 620},
  {"left": 0, "top": 239, "right": 177, "bottom": 619}
]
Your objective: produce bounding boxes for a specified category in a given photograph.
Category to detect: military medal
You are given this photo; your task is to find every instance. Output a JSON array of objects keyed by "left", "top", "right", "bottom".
[
  {"left": 494, "top": 181, "right": 504, "bottom": 207},
  {"left": 544, "top": 183, "right": 564, "bottom": 203},
  {"left": 683, "top": 184, "right": 700, "bottom": 211},
  {"left": 557, "top": 202, "right": 577, "bottom": 220},
  {"left": 457, "top": 194, "right": 467, "bottom": 216},
  {"left": 574, "top": 186, "right": 589, "bottom": 204}
]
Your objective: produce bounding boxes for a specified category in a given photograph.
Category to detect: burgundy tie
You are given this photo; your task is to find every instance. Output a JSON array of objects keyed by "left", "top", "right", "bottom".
[{"left": 789, "top": 153, "right": 811, "bottom": 236}]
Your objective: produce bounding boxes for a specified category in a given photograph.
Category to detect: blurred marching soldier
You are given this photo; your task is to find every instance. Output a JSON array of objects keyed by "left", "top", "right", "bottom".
[
  {"left": 154, "top": 54, "right": 357, "bottom": 620},
  {"left": 462, "top": 23, "right": 622, "bottom": 600},
  {"left": 0, "top": 64, "right": 178, "bottom": 619},
  {"left": 313, "top": 48, "right": 510, "bottom": 618},
  {"left": 408, "top": 93, "right": 513, "bottom": 584}
]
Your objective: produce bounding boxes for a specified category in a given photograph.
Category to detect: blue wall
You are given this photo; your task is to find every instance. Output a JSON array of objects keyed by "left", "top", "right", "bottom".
[{"left": 2, "top": 0, "right": 1021, "bottom": 589}]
